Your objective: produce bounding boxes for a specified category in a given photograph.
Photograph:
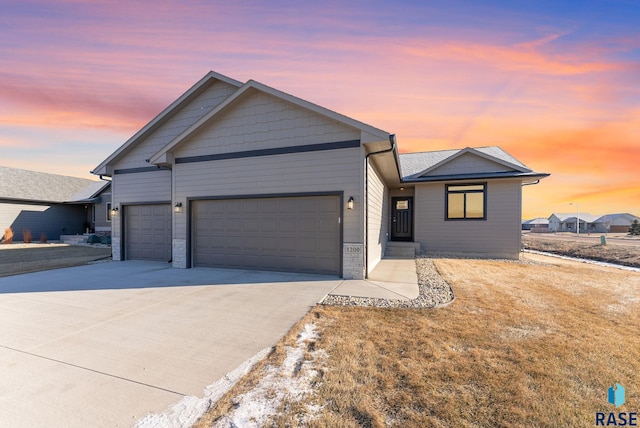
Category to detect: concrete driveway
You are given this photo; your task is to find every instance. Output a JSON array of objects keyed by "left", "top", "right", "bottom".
[{"left": 0, "top": 261, "right": 342, "bottom": 427}]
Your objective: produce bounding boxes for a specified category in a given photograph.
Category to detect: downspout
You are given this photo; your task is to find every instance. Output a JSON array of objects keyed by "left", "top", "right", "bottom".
[
  {"left": 522, "top": 180, "right": 540, "bottom": 186},
  {"left": 364, "top": 134, "right": 396, "bottom": 278}
]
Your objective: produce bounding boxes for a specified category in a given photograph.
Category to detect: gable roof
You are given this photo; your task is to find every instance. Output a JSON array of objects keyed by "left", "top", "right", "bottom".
[
  {"left": 523, "top": 217, "right": 549, "bottom": 225},
  {"left": 91, "top": 71, "right": 244, "bottom": 175},
  {"left": 148, "top": 78, "right": 390, "bottom": 165},
  {"left": 597, "top": 213, "right": 640, "bottom": 222},
  {"left": 0, "top": 166, "right": 103, "bottom": 204},
  {"left": 549, "top": 213, "right": 602, "bottom": 223},
  {"left": 399, "top": 146, "right": 547, "bottom": 182},
  {"left": 67, "top": 180, "right": 111, "bottom": 203}
]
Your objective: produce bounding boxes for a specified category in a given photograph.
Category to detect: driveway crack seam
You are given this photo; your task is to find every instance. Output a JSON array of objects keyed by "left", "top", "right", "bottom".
[{"left": 0, "top": 344, "right": 186, "bottom": 397}]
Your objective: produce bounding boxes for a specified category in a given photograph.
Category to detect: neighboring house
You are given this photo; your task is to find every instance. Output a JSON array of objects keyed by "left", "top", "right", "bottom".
[
  {"left": 522, "top": 218, "right": 549, "bottom": 232},
  {"left": 0, "top": 166, "right": 111, "bottom": 242},
  {"left": 548, "top": 212, "right": 604, "bottom": 233},
  {"left": 91, "top": 71, "right": 548, "bottom": 279},
  {"left": 67, "top": 180, "right": 113, "bottom": 234},
  {"left": 595, "top": 213, "right": 640, "bottom": 233}
]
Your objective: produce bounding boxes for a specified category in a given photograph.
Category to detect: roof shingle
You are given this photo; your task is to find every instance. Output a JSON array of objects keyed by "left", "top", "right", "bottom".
[{"left": 0, "top": 166, "right": 102, "bottom": 203}]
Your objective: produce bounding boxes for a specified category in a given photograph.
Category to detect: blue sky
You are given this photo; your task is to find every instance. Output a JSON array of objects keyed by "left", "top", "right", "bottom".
[{"left": 1, "top": 0, "right": 639, "bottom": 217}]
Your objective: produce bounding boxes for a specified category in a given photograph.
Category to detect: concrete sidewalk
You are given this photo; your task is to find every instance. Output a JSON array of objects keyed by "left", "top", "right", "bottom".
[{"left": 329, "top": 258, "right": 419, "bottom": 300}]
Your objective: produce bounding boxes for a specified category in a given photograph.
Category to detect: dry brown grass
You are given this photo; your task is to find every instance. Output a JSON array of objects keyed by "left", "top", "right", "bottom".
[
  {"left": 523, "top": 233, "right": 640, "bottom": 268},
  {"left": 196, "top": 254, "right": 640, "bottom": 427},
  {"left": 0, "top": 244, "right": 111, "bottom": 277}
]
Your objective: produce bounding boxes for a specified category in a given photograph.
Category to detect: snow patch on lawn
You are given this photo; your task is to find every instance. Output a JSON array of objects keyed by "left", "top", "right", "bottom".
[
  {"left": 212, "top": 323, "right": 326, "bottom": 427},
  {"left": 134, "top": 347, "right": 271, "bottom": 428}
]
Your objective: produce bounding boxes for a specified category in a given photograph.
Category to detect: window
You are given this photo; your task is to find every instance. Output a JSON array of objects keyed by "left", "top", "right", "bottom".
[
  {"left": 446, "top": 183, "right": 486, "bottom": 220},
  {"left": 107, "top": 202, "right": 112, "bottom": 222}
]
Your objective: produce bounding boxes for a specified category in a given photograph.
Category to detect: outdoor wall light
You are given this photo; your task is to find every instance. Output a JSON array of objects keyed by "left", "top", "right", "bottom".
[
  {"left": 347, "top": 196, "right": 354, "bottom": 210},
  {"left": 174, "top": 202, "right": 183, "bottom": 213},
  {"left": 110, "top": 207, "right": 119, "bottom": 216}
]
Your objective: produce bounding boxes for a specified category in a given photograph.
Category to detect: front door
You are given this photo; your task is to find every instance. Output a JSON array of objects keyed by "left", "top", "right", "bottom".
[{"left": 391, "top": 197, "right": 413, "bottom": 241}]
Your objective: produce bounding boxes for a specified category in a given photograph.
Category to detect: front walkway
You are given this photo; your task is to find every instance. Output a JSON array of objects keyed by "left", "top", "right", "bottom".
[{"left": 328, "top": 258, "right": 420, "bottom": 300}]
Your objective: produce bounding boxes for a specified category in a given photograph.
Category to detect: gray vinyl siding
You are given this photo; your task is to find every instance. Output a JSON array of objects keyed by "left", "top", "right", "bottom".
[
  {"left": 0, "top": 201, "right": 85, "bottom": 242},
  {"left": 174, "top": 148, "right": 364, "bottom": 244},
  {"left": 113, "top": 81, "right": 239, "bottom": 170},
  {"left": 111, "top": 170, "right": 171, "bottom": 239},
  {"left": 114, "top": 170, "right": 171, "bottom": 204},
  {"left": 423, "top": 152, "right": 514, "bottom": 177},
  {"left": 93, "top": 191, "right": 111, "bottom": 231},
  {"left": 174, "top": 90, "right": 360, "bottom": 159},
  {"left": 414, "top": 179, "right": 522, "bottom": 258},
  {"left": 367, "top": 160, "right": 388, "bottom": 272}
]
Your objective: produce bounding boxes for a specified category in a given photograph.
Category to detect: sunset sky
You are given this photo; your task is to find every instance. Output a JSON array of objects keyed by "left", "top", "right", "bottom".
[{"left": 1, "top": 0, "right": 638, "bottom": 219}]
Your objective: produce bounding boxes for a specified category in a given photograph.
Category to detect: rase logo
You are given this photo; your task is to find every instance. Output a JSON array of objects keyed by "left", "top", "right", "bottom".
[{"left": 596, "top": 383, "right": 637, "bottom": 426}]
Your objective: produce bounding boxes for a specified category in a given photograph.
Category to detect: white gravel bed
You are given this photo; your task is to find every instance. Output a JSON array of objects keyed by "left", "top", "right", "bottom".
[{"left": 321, "top": 256, "right": 455, "bottom": 308}]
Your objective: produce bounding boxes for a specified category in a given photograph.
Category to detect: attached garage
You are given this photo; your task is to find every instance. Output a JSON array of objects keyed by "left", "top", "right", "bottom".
[
  {"left": 610, "top": 225, "right": 631, "bottom": 233},
  {"left": 125, "top": 204, "right": 172, "bottom": 261},
  {"left": 191, "top": 195, "right": 341, "bottom": 275}
]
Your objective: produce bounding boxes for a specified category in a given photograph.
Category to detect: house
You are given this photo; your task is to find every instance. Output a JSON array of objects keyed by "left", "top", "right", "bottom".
[
  {"left": 0, "top": 166, "right": 111, "bottom": 242},
  {"left": 595, "top": 213, "right": 640, "bottom": 233},
  {"left": 548, "top": 212, "right": 605, "bottom": 233},
  {"left": 522, "top": 218, "right": 549, "bottom": 232},
  {"left": 91, "top": 71, "right": 548, "bottom": 279}
]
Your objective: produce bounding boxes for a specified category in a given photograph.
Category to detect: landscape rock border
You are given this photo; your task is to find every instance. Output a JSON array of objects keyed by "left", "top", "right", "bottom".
[{"left": 321, "top": 256, "right": 455, "bottom": 309}]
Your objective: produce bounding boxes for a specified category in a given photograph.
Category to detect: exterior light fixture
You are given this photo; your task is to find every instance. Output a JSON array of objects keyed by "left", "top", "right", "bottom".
[
  {"left": 347, "top": 196, "right": 354, "bottom": 210},
  {"left": 110, "top": 207, "right": 119, "bottom": 216},
  {"left": 174, "top": 202, "right": 183, "bottom": 213}
]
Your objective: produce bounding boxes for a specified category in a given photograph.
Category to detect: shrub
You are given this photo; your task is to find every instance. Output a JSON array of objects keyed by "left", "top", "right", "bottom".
[
  {"left": 40, "top": 233, "right": 47, "bottom": 243},
  {"left": 2, "top": 227, "right": 13, "bottom": 244},
  {"left": 630, "top": 219, "right": 640, "bottom": 236},
  {"left": 23, "top": 229, "right": 32, "bottom": 243}
]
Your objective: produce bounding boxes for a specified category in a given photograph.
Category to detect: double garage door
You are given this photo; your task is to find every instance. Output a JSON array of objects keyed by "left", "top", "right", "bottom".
[{"left": 192, "top": 195, "right": 341, "bottom": 275}]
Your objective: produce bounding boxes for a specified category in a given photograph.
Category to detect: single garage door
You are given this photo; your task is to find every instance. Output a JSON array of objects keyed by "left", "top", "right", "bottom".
[
  {"left": 125, "top": 204, "right": 171, "bottom": 261},
  {"left": 192, "top": 195, "right": 340, "bottom": 275}
]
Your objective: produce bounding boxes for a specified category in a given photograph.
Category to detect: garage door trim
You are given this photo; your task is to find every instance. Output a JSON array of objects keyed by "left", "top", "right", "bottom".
[
  {"left": 120, "top": 200, "right": 171, "bottom": 261},
  {"left": 187, "top": 191, "right": 344, "bottom": 275}
]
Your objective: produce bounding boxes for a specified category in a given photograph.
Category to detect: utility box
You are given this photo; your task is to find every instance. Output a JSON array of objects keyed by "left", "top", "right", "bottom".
[{"left": 600, "top": 235, "right": 607, "bottom": 246}]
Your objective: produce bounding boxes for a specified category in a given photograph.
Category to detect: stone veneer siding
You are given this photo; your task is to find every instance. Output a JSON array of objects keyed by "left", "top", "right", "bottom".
[
  {"left": 343, "top": 243, "right": 364, "bottom": 279},
  {"left": 172, "top": 239, "right": 187, "bottom": 268}
]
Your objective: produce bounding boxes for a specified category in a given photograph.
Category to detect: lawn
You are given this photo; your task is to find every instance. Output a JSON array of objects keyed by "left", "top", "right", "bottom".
[
  {"left": 523, "top": 233, "right": 640, "bottom": 268},
  {"left": 0, "top": 244, "right": 111, "bottom": 277},
  {"left": 196, "top": 254, "right": 640, "bottom": 427}
]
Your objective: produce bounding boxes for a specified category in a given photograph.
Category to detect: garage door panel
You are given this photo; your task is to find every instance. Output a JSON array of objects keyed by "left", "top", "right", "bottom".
[
  {"left": 318, "top": 218, "right": 337, "bottom": 233},
  {"left": 260, "top": 218, "right": 278, "bottom": 232},
  {"left": 193, "top": 195, "right": 340, "bottom": 275},
  {"left": 318, "top": 237, "right": 338, "bottom": 252},
  {"left": 126, "top": 204, "right": 171, "bottom": 261}
]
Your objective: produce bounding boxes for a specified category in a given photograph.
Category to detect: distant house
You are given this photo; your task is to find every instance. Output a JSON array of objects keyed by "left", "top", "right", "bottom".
[
  {"left": 547, "top": 212, "right": 638, "bottom": 234},
  {"left": 548, "top": 213, "right": 604, "bottom": 233},
  {"left": 522, "top": 218, "right": 549, "bottom": 232},
  {"left": 594, "top": 213, "right": 640, "bottom": 233},
  {"left": 0, "top": 166, "right": 111, "bottom": 242}
]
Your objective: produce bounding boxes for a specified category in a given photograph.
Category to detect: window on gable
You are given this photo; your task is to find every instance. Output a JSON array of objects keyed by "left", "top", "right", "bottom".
[{"left": 446, "top": 183, "right": 486, "bottom": 220}]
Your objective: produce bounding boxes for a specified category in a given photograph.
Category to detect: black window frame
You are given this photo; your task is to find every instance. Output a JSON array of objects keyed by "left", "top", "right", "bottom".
[{"left": 445, "top": 183, "right": 487, "bottom": 221}]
